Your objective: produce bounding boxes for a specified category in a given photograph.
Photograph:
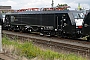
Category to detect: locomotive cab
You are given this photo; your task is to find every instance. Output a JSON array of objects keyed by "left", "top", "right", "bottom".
[
  {"left": 56, "top": 11, "right": 84, "bottom": 38},
  {"left": 72, "top": 11, "right": 84, "bottom": 38},
  {"left": 55, "top": 12, "right": 76, "bottom": 38}
]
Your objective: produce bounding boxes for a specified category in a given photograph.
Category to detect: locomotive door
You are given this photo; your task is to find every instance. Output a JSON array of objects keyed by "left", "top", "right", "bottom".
[
  {"left": 56, "top": 13, "right": 72, "bottom": 36},
  {"left": 56, "top": 13, "right": 65, "bottom": 35}
]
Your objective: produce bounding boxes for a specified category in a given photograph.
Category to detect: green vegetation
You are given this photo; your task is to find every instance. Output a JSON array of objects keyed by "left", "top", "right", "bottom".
[{"left": 2, "top": 36, "right": 86, "bottom": 60}]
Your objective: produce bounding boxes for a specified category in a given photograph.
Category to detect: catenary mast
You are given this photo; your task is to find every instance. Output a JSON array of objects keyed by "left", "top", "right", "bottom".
[{"left": 51, "top": 0, "right": 54, "bottom": 8}]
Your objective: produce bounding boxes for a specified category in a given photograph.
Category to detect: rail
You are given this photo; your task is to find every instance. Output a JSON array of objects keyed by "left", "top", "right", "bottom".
[{"left": 2, "top": 30, "right": 90, "bottom": 58}]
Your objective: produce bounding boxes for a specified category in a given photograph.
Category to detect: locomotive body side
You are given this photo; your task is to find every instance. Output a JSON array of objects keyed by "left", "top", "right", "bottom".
[{"left": 3, "top": 10, "right": 76, "bottom": 37}]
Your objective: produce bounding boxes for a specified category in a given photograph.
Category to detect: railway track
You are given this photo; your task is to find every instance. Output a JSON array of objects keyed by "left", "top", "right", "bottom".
[{"left": 2, "top": 30, "right": 90, "bottom": 58}]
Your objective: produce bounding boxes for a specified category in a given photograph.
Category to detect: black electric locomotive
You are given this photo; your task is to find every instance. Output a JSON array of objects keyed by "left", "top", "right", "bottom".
[{"left": 3, "top": 10, "right": 84, "bottom": 38}]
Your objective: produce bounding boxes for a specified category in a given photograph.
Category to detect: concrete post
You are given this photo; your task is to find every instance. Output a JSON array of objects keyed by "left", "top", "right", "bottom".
[{"left": 0, "top": 25, "right": 2, "bottom": 52}]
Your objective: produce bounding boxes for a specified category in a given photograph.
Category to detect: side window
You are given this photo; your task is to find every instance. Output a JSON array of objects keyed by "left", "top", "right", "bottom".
[
  {"left": 5, "top": 15, "right": 9, "bottom": 22},
  {"left": 11, "top": 16, "right": 15, "bottom": 22}
]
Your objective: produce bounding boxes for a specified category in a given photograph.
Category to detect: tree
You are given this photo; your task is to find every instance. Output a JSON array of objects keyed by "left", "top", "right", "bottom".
[{"left": 56, "top": 4, "right": 70, "bottom": 10}]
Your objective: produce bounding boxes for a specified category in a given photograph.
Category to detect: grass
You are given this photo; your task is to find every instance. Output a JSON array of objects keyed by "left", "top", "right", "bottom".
[{"left": 2, "top": 36, "right": 87, "bottom": 60}]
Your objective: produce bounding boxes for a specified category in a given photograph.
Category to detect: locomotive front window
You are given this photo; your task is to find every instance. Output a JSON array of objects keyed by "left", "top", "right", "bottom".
[
  {"left": 73, "top": 13, "right": 84, "bottom": 19},
  {"left": 73, "top": 12, "right": 84, "bottom": 27}
]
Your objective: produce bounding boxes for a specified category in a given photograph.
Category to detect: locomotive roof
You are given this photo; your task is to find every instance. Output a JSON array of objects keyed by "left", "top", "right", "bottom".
[{"left": 6, "top": 10, "right": 83, "bottom": 15}]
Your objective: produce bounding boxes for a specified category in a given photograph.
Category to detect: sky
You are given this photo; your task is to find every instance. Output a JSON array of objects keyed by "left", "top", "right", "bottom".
[{"left": 0, "top": 0, "right": 90, "bottom": 10}]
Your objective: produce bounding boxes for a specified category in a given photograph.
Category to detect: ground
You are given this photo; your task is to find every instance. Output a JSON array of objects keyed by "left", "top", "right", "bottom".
[{"left": 0, "top": 53, "right": 15, "bottom": 60}]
